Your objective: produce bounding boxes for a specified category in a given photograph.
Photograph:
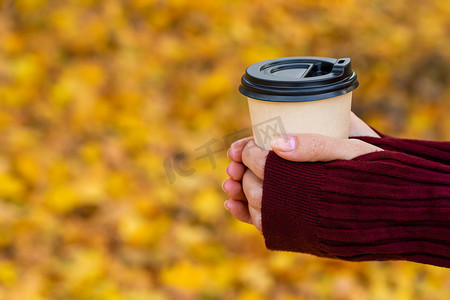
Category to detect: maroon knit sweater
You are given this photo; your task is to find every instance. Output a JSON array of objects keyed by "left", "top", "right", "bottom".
[{"left": 262, "top": 132, "right": 450, "bottom": 268}]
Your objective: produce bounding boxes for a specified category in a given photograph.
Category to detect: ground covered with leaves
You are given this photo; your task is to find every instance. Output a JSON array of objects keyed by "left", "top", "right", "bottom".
[{"left": 0, "top": 0, "right": 449, "bottom": 299}]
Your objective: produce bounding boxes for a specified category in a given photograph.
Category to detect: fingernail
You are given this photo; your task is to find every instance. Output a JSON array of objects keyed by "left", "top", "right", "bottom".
[
  {"left": 224, "top": 200, "right": 230, "bottom": 211},
  {"left": 222, "top": 180, "right": 228, "bottom": 192},
  {"left": 226, "top": 148, "right": 231, "bottom": 159},
  {"left": 270, "top": 135, "right": 296, "bottom": 152},
  {"left": 226, "top": 166, "right": 230, "bottom": 177}
]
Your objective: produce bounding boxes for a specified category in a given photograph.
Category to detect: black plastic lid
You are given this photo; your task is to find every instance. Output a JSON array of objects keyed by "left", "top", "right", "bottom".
[{"left": 239, "top": 56, "right": 359, "bottom": 102}]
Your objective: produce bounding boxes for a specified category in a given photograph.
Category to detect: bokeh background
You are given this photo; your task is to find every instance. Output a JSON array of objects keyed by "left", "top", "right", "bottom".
[{"left": 0, "top": 0, "right": 449, "bottom": 299}]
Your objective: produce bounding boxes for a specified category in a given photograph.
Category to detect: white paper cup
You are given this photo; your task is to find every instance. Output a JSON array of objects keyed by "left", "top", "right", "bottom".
[
  {"left": 239, "top": 56, "right": 359, "bottom": 150},
  {"left": 247, "top": 92, "right": 352, "bottom": 150}
]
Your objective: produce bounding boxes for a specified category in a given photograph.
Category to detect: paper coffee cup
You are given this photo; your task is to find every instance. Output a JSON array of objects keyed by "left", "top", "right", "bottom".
[{"left": 239, "top": 57, "right": 359, "bottom": 150}]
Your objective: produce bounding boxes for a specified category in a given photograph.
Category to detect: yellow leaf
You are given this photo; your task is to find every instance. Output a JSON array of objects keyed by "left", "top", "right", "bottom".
[
  {"left": 118, "top": 214, "right": 170, "bottom": 247},
  {"left": 235, "top": 290, "right": 264, "bottom": 300},
  {"left": 0, "top": 261, "right": 17, "bottom": 287},
  {"left": 0, "top": 173, "right": 26, "bottom": 202},
  {"left": 192, "top": 187, "right": 223, "bottom": 222},
  {"left": 14, "top": 154, "right": 40, "bottom": 184},
  {"left": 44, "top": 185, "right": 79, "bottom": 213},
  {"left": 160, "top": 260, "right": 209, "bottom": 292}
]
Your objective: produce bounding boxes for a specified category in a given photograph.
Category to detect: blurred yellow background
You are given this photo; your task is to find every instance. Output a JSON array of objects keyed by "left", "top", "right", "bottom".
[{"left": 0, "top": 0, "right": 449, "bottom": 299}]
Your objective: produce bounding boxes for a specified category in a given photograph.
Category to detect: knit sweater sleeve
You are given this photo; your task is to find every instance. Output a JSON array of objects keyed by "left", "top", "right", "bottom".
[
  {"left": 355, "top": 135, "right": 450, "bottom": 165},
  {"left": 261, "top": 139, "right": 450, "bottom": 268}
]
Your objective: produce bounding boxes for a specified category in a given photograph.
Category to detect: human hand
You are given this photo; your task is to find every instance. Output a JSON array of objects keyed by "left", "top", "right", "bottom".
[
  {"left": 222, "top": 114, "right": 383, "bottom": 233},
  {"left": 349, "top": 111, "right": 380, "bottom": 138}
]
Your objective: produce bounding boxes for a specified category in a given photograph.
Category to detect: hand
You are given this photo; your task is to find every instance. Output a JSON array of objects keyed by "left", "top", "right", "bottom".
[
  {"left": 349, "top": 111, "right": 380, "bottom": 138},
  {"left": 222, "top": 113, "right": 383, "bottom": 233}
]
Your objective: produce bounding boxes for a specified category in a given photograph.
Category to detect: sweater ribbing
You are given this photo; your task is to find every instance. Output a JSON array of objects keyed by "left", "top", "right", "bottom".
[{"left": 262, "top": 136, "right": 450, "bottom": 268}]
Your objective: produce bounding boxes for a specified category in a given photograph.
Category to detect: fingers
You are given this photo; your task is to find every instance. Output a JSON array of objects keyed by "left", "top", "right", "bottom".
[
  {"left": 223, "top": 177, "right": 253, "bottom": 226},
  {"left": 271, "top": 133, "right": 383, "bottom": 162},
  {"left": 248, "top": 205, "right": 262, "bottom": 234},
  {"left": 349, "top": 112, "right": 380, "bottom": 138},
  {"left": 227, "top": 137, "right": 268, "bottom": 180},
  {"left": 222, "top": 179, "right": 246, "bottom": 201},
  {"left": 223, "top": 164, "right": 264, "bottom": 234},
  {"left": 241, "top": 141, "right": 269, "bottom": 180},
  {"left": 242, "top": 169, "right": 263, "bottom": 233},
  {"left": 226, "top": 161, "right": 246, "bottom": 181},
  {"left": 242, "top": 169, "right": 262, "bottom": 211},
  {"left": 224, "top": 199, "right": 252, "bottom": 225},
  {"left": 224, "top": 137, "right": 255, "bottom": 227},
  {"left": 227, "top": 137, "right": 254, "bottom": 163}
]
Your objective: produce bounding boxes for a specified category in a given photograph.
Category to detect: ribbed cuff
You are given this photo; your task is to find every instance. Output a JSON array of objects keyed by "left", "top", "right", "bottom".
[
  {"left": 260, "top": 146, "right": 450, "bottom": 268},
  {"left": 262, "top": 151, "right": 329, "bottom": 257}
]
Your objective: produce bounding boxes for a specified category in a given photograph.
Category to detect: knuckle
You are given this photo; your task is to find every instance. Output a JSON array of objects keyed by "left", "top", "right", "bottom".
[
  {"left": 242, "top": 169, "right": 252, "bottom": 188},
  {"left": 246, "top": 189, "right": 259, "bottom": 207},
  {"left": 248, "top": 206, "right": 262, "bottom": 233},
  {"left": 241, "top": 141, "right": 254, "bottom": 165},
  {"left": 242, "top": 167, "right": 249, "bottom": 177},
  {"left": 242, "top": 170, "right": 261, "bottom": 205},
  {"left": 256, "top": 156, "right": 266, "bottom": 172},
  {"left": 242, "top": 141, "right": 267, "bottom": 171}
]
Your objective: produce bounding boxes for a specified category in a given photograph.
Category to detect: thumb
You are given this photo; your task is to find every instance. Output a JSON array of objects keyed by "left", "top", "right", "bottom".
[{"left": 270, "top": 134, "right": 383, "bottom": 162}]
